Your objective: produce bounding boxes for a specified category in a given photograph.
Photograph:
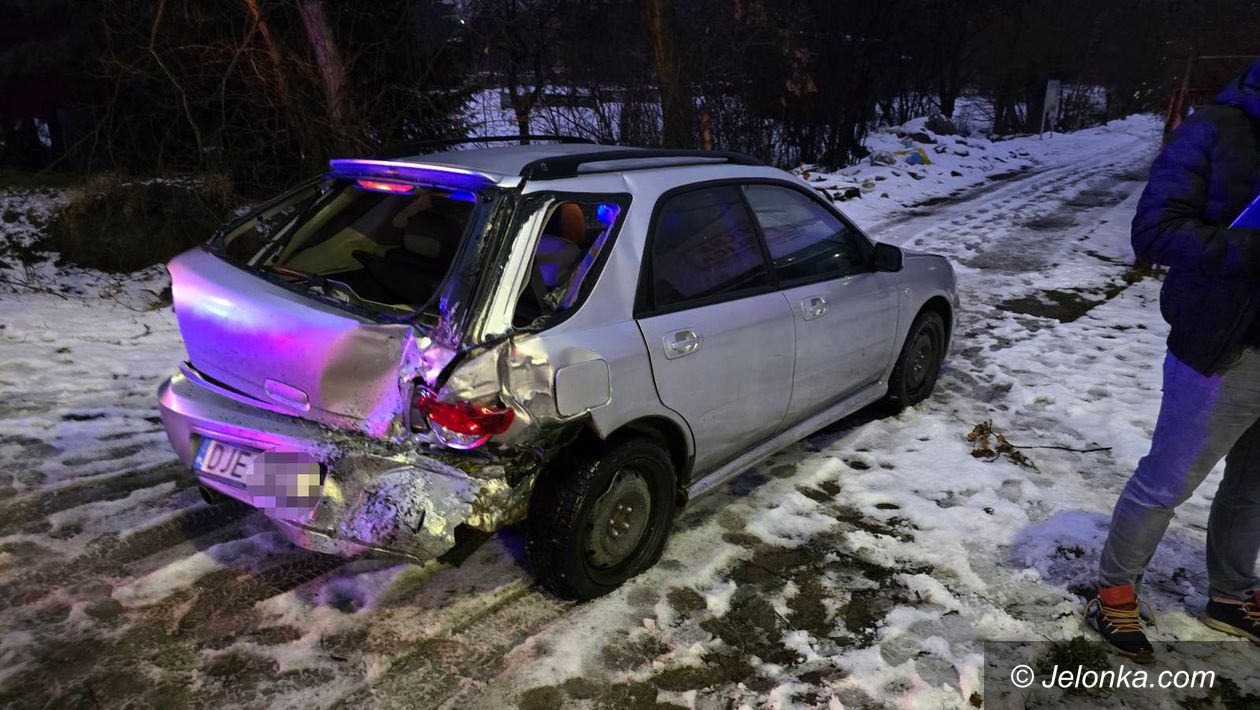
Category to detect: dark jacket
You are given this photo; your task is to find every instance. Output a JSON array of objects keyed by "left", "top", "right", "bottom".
[{"left": 1133, "top": 58, "right": 1260, "bottom": 375}]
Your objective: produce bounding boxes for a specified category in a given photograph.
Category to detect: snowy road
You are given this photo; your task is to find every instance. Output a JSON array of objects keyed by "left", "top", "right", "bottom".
[{"left": 3, "top": 116, "right": 1254, "bottom": 708}]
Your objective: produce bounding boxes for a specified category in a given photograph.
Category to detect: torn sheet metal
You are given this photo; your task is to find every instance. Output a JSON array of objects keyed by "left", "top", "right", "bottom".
[
  {"left": 160, "top": 369, "right": 540, "bottom": 563},
  {"left": 274, "top": 451, "right": 535, "bottom": 561},
  {"left": 434, "top": 333, "right": 601, "bottom": 459}
]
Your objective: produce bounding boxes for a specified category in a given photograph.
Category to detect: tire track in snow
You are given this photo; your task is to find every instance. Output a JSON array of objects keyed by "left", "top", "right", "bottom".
[
  {"left": 0, "top": 552, "right": 355, "bottom": 709},
  {"left": 339, "top": 581, "right": 569, "bottom": 708},
  {"left": 0, "top": 500, "right": 253, "bottom": 611},
  {"left": 0, "top": 461, "right": 191, "bottom": 537},
  {"left": 874, "top": 141, "right": 1147, "bottom": 249}
]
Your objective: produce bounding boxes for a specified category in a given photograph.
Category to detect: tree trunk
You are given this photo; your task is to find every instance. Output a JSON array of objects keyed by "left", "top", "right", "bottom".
[
  {"left": 505, "top": 68, "right": 535, "bottom": 144},
  {"left": 643, "top": 0, "right": 693, "bottom": 148},
  {"left": 698, "top": 102, "right": 713, "bottom": 150},
  {"left": 938, "top": 88, "right": 958, "bottom": 118},
  {"left": 244, "top": 0, "right": 303, "bottom": 155},
  {"left": 244, "top": 0, "right": 294, "bottom": 117},
  {"left": 298, "top": 0, "right": 350, "bottom": 136},
  {"left": 513, "top": 101, "right": 532, "bottom": 142},
  {"left": 994, "top": 93, "right": 1019, "bottom": 134}
]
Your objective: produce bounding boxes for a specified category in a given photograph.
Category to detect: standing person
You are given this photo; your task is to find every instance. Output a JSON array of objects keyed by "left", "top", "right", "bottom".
[{"left": 1089, "top": 58, "right": 1260, "bottom": 661}]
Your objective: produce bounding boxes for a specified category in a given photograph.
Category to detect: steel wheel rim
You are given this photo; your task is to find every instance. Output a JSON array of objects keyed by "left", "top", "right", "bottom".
[
  {"left": 908, "top": 327, "right": 939, "bottom": 391},
  {"left": 584, "top": 467, "right": 652, "bottom": 570}
]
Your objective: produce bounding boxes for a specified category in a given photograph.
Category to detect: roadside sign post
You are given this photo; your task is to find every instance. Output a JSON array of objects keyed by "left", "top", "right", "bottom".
[{"left": 1040, "top": 79, "right": 1061, "bottom": 139}]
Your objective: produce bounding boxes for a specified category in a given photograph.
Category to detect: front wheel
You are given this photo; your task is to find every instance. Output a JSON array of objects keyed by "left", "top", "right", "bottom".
[
  {"left": 526, "top": 437, "right": 676, "bottom": 601},
  {"left": 883, "top": 310, "right": 946, "bottom": 411}
]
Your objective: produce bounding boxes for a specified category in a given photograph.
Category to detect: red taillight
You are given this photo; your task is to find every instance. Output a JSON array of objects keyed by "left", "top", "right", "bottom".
[
  {"left": 356, "top": 178, "right": 415, "bottom": 194},
  {"left": 412, "top": 388, "right": 514, "bottom": 449}
]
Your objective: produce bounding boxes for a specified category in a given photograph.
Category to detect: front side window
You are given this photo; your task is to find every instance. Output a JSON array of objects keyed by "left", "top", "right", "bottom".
[
  {"left": 648, "top": 186, "right": 769, "bottom": 311},
  {"left": 743, "top": 184, "right": 870, "bottom": 282}
]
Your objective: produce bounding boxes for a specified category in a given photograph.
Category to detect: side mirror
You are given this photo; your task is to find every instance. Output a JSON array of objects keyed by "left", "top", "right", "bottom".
[{"left": 873, "top": 242, "right": 903, "bottom": 272}]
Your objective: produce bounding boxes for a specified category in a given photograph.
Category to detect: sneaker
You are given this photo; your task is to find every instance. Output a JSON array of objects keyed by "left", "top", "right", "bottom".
[
  {"left": 1203, "top": 592, "right": 1260, "bottom": 644},
  {"left": 1084, "top": 584, "right": 1155, "bottom": 662}
]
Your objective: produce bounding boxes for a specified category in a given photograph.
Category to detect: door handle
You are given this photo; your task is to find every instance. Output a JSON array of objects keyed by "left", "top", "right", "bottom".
[
  {"left": 802, "top": 296, "right": 829, "bottom": 320},
  {"left": 663, "top": 329, "right": 702, "bottom": 359}
]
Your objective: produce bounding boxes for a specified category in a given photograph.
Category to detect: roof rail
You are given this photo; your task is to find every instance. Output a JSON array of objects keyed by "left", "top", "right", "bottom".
[
  {"left": 519, "top": 149, "right": 764, "bottom": 181},
  {"left": 373, "top": 135, "right": 595, "bottom": 160}
]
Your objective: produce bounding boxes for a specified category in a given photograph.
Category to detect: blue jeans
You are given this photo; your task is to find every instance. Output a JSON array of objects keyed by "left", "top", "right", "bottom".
[{"left": 1099, "top": 349, "right": 1260, "bottom": 600}]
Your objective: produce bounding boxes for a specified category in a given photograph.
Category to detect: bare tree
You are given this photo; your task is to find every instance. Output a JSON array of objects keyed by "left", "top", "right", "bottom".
[
  {"left": 467, "top": 0, "right": 566, "bottom": 142},
  {"left": 643, "top": 0, "right": 693, "bottom": 147},
  {"left": 925, "top": 0, "right": 980, "bottom": 118},
  {"left": 298, "top": 0, "right": 353, "bottom": 147},
  {"left": 5, "top": 0, "right": 1242, "bottom": 184}
]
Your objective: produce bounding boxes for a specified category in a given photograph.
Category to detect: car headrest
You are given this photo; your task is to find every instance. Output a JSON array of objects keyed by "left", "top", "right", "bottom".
[
  {"left": 402, "top": 211, "right": 462, "bottom": 258},
  {"left": 544, "top": 203, "right": 587, "bottom": 245}
]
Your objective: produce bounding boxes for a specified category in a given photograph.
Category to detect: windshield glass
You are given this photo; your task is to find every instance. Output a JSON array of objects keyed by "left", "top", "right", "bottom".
[{"left": 211, "top": 177, "right": 495, "bottom": 318}]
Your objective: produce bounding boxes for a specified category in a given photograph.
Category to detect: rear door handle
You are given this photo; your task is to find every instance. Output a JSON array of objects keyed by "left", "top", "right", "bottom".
[
  {"left": 663, "top": 329, "right": 702, "bottom": 359},
  {"left": 802, "top": 296, "right": 829, "bottom": 320}
]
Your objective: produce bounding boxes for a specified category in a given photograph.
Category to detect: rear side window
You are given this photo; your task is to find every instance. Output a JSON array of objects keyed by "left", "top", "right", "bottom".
[
  {"left": 742, "top": 184, "right": 870, "bottom": 282},
  {"left": 514, "top": 197, "right": 625, "bottom": 327},
  {"left": 648, "top": 186, "right": 769, "bottom": 310}
]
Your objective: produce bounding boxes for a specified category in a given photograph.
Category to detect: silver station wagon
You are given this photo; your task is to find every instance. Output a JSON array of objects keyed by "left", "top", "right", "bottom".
[{"left": 157, "top": 138, "right": 958, "bottom": 600}]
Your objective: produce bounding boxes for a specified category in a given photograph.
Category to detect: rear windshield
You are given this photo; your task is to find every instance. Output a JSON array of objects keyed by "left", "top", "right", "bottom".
[{"left": 211, "top": 178, "right": 494, "bottom": 317}]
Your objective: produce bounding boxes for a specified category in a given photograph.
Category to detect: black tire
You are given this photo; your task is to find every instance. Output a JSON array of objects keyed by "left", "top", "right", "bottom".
[
  {"left": 884, "top": 310, "right": 946, "bottom": 411},
  {"left": 526, "top": 437, "right": 676, "bottom": 601}
]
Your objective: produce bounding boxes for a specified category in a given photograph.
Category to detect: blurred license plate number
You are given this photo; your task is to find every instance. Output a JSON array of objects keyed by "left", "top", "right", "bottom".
[{"left": 195, "top": 439, "right": 256, "bottom": 483}]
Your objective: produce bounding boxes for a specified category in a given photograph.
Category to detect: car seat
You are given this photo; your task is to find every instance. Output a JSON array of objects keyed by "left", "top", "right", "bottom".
[
  {"left": 354, "top": 210, "right": 465, "bottom": 304},
  {"left": 534, "top": 203, "right": 587, "bottom": 289}
]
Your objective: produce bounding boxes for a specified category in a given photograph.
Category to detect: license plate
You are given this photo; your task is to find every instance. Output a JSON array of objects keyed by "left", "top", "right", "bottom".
[{"left": 194, "top": 438, "right": 258, "bottom": 484}]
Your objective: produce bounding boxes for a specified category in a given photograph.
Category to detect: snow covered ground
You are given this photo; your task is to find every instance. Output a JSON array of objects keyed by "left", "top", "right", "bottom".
[{"left": 1, "top": 114, "right": 1254, "bottom": 708}]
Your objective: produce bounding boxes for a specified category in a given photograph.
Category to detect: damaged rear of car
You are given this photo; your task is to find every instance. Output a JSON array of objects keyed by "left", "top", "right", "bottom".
[{"left": 159, "top": 154, "right": 616, "bottom": 568}]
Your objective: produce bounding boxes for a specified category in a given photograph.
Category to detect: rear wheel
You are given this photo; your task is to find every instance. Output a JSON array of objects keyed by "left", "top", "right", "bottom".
[
  {"left": 526, "top": 437, "right": 676, "bottom": 600},
  {"left": 884, "top": 310, "right": 946, "bottom": 410}
]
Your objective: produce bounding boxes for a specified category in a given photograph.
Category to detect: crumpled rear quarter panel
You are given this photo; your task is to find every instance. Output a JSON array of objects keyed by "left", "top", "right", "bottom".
[
  {"left": 159, "top": 371, "right": 533, "bottom": 562},
  {"left": 299, "top": 452, "right": 531, "bottom": 561}
]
